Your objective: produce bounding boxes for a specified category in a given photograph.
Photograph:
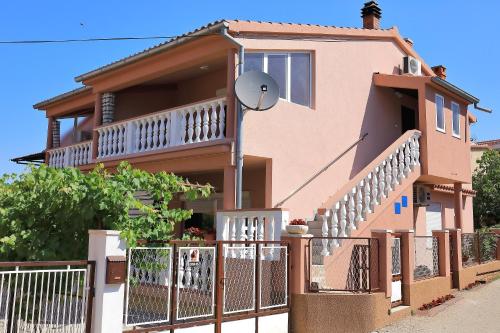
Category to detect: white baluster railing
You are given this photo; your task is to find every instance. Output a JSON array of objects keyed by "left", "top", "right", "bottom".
[
  {"left": 47, "top": 141, "right": 93, "bottom": 168},
  {"left": 216, "top": 209, "right": 289, "bottom": 242},
  {"left": 316, "top": 131, "right": 421, "bottom": 256},
  {"left": 96, "top": 97, "right": 226, "bottom": 160}
]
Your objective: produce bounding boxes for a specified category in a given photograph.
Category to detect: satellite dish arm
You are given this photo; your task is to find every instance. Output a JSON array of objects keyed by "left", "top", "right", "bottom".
[{"left": 221, "top": 27, "right": 245, "bottom": 209}]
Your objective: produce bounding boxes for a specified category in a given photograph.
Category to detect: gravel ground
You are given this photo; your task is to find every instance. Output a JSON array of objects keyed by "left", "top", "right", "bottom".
[{"left": 378, "top": 278, "right": 500, "bottom": 333}]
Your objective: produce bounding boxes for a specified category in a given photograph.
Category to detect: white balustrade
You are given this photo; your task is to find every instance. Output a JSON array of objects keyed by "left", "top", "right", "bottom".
[
  {"left": 216, "top": 209, "right": 289, "bottom": 242},
  {"left": 47, "top": 141, "right": 93, "bottom": 168},
  {"left": 96, "top": 97, "right": 226, "bottom": 159},
  {"left": 317, "top": 131, "right": 421, "bottom": 257}
]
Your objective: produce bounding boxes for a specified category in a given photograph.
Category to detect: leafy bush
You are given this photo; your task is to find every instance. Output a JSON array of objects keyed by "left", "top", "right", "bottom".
[
  {"left": 473, "top": 150, "right": 500, "bottom": 228},
  {"left": 0, "top": 162, "right": 212, "bottom": 261}
]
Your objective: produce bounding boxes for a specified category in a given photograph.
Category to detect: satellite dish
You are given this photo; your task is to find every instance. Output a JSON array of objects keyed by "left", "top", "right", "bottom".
[{"left": 235, "top": 71, "right": 279, "bottom": 111}]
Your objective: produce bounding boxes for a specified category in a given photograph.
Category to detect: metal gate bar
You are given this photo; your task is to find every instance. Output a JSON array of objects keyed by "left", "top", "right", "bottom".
[
  {"left": 0, "top": 260, "right": 95, "bottom": 333},
  {"left": 124, "top": 240, "right": 290, "bottom": 333}
]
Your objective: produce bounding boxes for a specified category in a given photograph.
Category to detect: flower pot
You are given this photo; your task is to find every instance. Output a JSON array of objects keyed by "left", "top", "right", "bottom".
[{"left": 286, "top": 225, "right": 309, "bottom": 235}]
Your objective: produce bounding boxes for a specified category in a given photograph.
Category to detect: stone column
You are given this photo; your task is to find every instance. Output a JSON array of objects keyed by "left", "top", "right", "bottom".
[
  {"left": 102, "top": 92, "right": 115, "bottom": 125},
  {"left": 51, "top": 119, "right": 61, "bottom": 148},
  {"left": 281, "top": 234, "right": 312, "bottom": 294},
  {"left": 371, "top": 230, "right": 392, "bottom": 298},
  {"left": 399, "top": 230, "right": 414, "bottom": 305},
  {"left": 88, "top": 230, "right": 126, "bottom": 333},
  {"left": 92, "top": 92, "right": 103, "bottom": 160},
  {"left": 432, "top": 230, "right": 450, "bottom": 277},
  {"left": 223, "top": 166, "right": 236, "bottom": 210},
  {"left": 454, "top": 183, "right": 463, "bottom": 229},
  {"left": 448, "top": 229, "right": 462, "bottom": 288}
]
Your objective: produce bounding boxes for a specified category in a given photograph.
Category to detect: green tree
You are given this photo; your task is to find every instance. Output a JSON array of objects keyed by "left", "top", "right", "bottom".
[
  {"left": 0, "top": 162, "right": 212, "bottom": 261},
  {"left": 473, "top": 149, "right": 500, "bottom": 228}
]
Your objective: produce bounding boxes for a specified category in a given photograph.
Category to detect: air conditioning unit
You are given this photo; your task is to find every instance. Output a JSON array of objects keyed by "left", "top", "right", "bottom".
[
  {"left": 403, "top": 56, "right": 422, "bottom": 76},
  {"left": 413, "top": 185, "right": 431, "bottom": 206}
]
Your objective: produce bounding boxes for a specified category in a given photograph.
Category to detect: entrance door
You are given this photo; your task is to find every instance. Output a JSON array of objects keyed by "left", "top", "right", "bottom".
[
  {"left": 425, "top": 203, "right": 443, "bottom": 236},
  {"left": 391, "top": 236, "right": 403, "bottom": 307},
  {"left": 401, "top": 106, "right": 416, "bottom": 134}
]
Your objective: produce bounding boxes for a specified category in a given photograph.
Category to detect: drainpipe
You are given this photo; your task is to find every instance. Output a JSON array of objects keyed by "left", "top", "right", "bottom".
[{"left": 221, "top": 27, "right": 245, "bottom": 209}]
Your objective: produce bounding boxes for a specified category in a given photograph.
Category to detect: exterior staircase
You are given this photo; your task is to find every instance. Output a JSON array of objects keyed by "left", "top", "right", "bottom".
[{"left": 308, "top": 130, "right": 422, "bottom": 288}]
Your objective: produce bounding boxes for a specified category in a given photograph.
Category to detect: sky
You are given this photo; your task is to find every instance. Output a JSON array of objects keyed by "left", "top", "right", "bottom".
[{"left": 0, "top": 0, "right": 498, "bottom": 174}]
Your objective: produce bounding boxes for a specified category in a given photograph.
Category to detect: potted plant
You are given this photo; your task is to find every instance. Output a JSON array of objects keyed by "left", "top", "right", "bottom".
[{"left": 286, "top": 219, "right": 309, "bottom": 235}]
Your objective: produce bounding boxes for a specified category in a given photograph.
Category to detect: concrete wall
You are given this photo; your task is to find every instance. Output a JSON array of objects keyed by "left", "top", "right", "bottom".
[
  {"left": 404, "top": 276, "right": 452, "bottom": 311},
  {"left": 458, "top": 260, "right": 500, "bottom": 289},
  {"left": 291, "top": 292, "right": 409, "bottom": 333}
]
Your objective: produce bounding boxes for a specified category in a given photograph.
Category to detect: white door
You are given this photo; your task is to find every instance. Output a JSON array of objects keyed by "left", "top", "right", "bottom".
[{"left": 425, "top": 203, "right": 443, "bottom": 236}]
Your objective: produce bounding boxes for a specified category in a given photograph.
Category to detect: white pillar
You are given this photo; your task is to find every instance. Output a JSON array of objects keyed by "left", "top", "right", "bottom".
[{"left": 88, "top": 230, "right": 126, "bottom": 333}]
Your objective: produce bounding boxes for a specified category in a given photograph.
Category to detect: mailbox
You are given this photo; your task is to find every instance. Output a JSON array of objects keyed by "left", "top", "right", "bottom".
[{"left": 106, "top": 256, "right": 127, "bottom": 284}]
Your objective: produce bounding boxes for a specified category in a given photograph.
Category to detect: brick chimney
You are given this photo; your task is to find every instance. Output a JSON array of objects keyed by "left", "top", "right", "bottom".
[
  {"left": 361, "top": 1, "right": 382, "bottom": 29},
  {"left": 432, "top": 65, "right": 447, "bottom": 80}
]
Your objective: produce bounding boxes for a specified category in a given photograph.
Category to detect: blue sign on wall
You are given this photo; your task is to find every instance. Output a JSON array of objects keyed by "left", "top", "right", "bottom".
[
  {"left": 394, "top": 202, "right": 401, "bottom": 215},
  {"left": 401, "top": 196, "right": 408, "bottom": 208}
]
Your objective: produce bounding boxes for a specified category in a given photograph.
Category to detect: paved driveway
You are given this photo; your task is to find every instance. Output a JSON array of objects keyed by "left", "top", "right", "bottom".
[{"left": 378, "top": 278, "right": 500, "bottom": 333}]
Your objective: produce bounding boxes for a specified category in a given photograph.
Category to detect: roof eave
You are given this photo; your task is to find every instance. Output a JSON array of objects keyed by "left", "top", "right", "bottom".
[
  {"left": 74, "top": 20, "right": 229, "bottom": 83},
  {"left": 33, "top": 86, "right": 93, "bottom": 111},
  {"left": 431, "top": 77, "right": 479, "bottom": 104}
]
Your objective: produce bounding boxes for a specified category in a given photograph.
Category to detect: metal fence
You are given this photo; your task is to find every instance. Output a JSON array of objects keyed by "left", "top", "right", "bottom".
[
  {"left": 413, "top": 236, "right": 439, "bottom": 280},
  {"left": 0, "top": 260, "right": 95, "bottom": 333},
  {"left": 308, "top": 237, "right": 377, "bottom": 293},
  {"left": 124, "top": 240, "right": 289, "bottom": 332},
  {"left": 462, "top": 232, "right": 498, "bottom": 267}
]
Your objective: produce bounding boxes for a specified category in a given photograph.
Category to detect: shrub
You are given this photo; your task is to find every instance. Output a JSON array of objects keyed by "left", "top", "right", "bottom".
[{"left": 0, "top": 162, "right": 212, "bottom": 261}]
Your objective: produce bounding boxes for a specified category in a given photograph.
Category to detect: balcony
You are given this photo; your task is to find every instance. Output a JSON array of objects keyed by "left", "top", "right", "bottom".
[
  {"left": 47, "top": 140, "right": 93, "bottom": 168},
  {"left": 96, "top": 96, "right": 227, "bottom": 160},
  {"left": 47, "top": 97, "right": 227, "bottom": 168}
]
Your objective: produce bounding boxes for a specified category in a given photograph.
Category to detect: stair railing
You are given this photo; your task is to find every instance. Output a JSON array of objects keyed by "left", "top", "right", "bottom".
[{"left": 319, "top": 130, "right": 421, "bottom": 256}]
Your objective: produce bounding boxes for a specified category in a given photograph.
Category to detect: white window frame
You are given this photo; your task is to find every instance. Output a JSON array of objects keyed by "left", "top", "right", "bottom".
[
  {"left": 248, "top": 51, "right": 312, "bottom": 107},
  {"left": 451, "top": 101, "right": 460, "bottom": 138},
  {"left": 435, "top": 94, "right": 445, "bottom": 133}
]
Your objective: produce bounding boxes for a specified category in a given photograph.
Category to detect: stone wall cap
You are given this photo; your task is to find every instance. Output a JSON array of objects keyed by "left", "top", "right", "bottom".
[
  {"left": 394, "top": 229, "right": 414, "bottom": 233},
  {"left": 88, "top": 229, "right": 122, "bottom": 236},
  {"left": 281, "top": 233, "right": 314, "bottom": 239},
  {"left": 371, "top": 229, "right": 393, "bottom": 233},
  {"left": 432, "top": 229, "right": 450, "bottom": 233}
]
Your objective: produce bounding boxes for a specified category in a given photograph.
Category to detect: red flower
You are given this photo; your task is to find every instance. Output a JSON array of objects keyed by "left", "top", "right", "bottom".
[{"left": 290, "top": 219, "right": 307, "bottom": 226}]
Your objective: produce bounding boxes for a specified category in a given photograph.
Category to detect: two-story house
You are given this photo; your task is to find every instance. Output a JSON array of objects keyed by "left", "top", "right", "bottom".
[
  {"left": 25, "top": 4, "right": 480, "bottom": 238},
  {"left": 15, "top": 2, "right": 499, "bottom": 332}
]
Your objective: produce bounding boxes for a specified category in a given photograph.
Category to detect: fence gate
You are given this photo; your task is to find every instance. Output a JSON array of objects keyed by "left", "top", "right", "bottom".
[
  {"left": 0, "top": 260, "right": 95, "bottom": 333},
  {"left": 390, "top": 237, "right": 403, "bottom": 307},
  {"left": 124, "top": 240, "right": 290, "bottom": 333}
]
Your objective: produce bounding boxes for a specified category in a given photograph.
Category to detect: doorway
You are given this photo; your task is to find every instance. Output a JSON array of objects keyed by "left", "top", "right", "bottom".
[
  {"left": 425, "top": 202, "right": 443, "bottom": 236},
  {"left": 401, "top": 106, "right": 416, "bottom": 134}
]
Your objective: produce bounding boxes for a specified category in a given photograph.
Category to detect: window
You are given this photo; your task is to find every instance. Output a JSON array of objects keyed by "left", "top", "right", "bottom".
[
  {"left": 435, "top": 94, "right": 445, "bottom": 132},
  {"left": 244, "top": 52, "right": 311, "bottom": 107},
  {"left": 451, "top": 102, "right": 460, "bottom": 137}
]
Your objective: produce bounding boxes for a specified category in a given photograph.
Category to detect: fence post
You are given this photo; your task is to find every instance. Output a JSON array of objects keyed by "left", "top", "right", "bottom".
[
  {"left": 281, "top": 234, "right": 312, "bottom": 294},
  {"left": 492, "top": 229, "right": 500, "bottom": 260},
  {"left": 371, "top": 230, "right": 392, "bottom": 299},
  {"left": 432, "top": 230, "right": 450, "bottom": 277},
  {"left": 448, "top": 229, "right": 462, "bottom": 288},
  {"left": 87, "top": 230, "right": 127, "bottom": 333},
  {"left": 476, "top": 232, "right": 482, "bottom": 264},
  {"left": 399, "top": 230, "right": 414, "bottom": 304}
]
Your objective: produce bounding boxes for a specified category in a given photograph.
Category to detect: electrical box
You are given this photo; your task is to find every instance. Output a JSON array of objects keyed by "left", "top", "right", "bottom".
[{"left": 106, "top": 256, "right": 127, "bottom": 284}]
